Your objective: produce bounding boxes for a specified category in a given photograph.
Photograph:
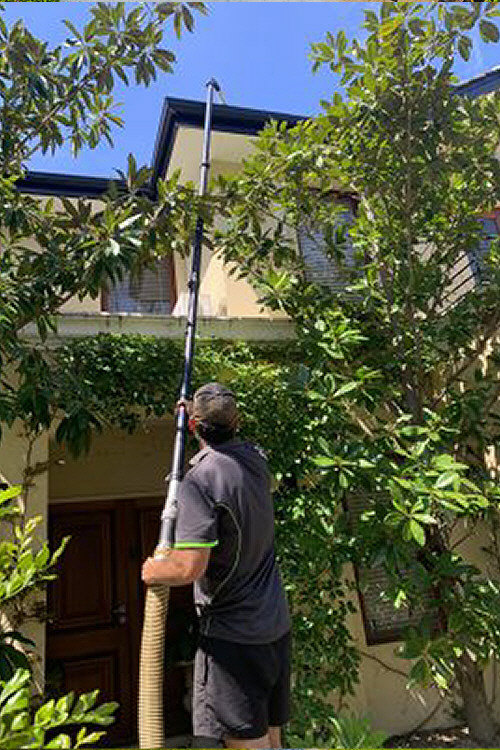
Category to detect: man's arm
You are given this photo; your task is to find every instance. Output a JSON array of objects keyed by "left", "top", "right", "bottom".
[{"left": 141, "top": 548, "right": 211, "bottom": 587}]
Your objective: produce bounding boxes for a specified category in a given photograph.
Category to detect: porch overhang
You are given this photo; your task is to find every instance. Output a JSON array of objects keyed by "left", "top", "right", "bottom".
[{"left": 20, "top": 313, "right": 296, "bottom": 343}]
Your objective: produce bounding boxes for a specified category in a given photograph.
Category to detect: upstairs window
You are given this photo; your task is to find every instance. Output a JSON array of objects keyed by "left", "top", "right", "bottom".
[
  {"left": 443, "top": 214, "right": 499, "bottom": 309},
  {"left": 297, "top": 201, "right": 356, "bottom": 293},
  {"left": 102, "top": 257, "right": 175, "bottom": 315}
]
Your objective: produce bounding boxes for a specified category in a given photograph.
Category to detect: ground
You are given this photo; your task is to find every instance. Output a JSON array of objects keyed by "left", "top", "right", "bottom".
[{"left": 386, "top": 727, "right": 477, "bottom": 748}]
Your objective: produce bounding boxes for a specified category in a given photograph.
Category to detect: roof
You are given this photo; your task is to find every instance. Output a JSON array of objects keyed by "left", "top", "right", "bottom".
[
  {"left": 16, "top": 66, "right": 500, "bottom": 198},
  {"left": 18, "top": 98, "right": 303, "bottom": 199},
  {"left": 455, "top": 66, "right": 500, "bottom": 98}
]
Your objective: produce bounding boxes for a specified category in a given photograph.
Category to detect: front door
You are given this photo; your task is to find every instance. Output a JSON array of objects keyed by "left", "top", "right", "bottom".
[{"left": 47, "top": 498, "right": 196, "bottom": 746}]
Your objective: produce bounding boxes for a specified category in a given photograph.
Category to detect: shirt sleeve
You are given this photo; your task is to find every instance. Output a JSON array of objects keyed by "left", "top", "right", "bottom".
[{"left": 174, "top": 476, "right": 219, "bottom": 549}]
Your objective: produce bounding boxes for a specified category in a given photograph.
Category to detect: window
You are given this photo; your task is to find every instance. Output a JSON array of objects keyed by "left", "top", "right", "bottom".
[
  {"left": 444, "top": 215, "right": 499, "bottom": 308},
  {"left": 102, "top": 257, "right": 175, "bottom": 315},
  {"left": 296, "top": 202, "right": 356, "bottom": 293},
  {"left": 348, "top": 493, "right": 436, "bottom": 645},
  {"left": 469, "top": 215, "right": 499, "bottom": 282}
]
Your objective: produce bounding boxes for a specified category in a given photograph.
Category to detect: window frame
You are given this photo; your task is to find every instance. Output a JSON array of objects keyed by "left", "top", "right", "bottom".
[{"left": 101, "top": 255, "right": 177, "bottom": 315}]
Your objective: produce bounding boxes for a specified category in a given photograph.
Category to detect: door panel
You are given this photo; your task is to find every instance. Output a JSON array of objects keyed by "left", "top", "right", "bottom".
[
  {"left": 48, "top": 503, "right": 132, "bottom": 746},
  {"left": 64, "top": 655, "right": 115, "bottom": 697},
  {"left": 51, "top": 512, "right": 113, "bottom": 630}
]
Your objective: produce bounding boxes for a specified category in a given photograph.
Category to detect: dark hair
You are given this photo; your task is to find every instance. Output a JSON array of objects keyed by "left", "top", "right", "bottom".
[{"left": 197, "top": 421, "right": 236, "bottom": 446}]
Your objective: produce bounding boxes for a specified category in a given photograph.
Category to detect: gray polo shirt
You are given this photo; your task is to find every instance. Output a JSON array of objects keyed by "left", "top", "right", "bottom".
[{"left": 174, "top": 439, "right": 291, "bottom": 644}]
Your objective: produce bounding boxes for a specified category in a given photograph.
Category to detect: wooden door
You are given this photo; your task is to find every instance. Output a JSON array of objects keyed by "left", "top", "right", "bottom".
[{"left": 47, "top": 499, "right": 196, "bottom": 747}]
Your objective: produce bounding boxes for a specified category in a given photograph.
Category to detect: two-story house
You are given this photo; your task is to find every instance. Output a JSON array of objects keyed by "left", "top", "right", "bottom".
[{"left": 2, "top": 65, "right": 500, "bottom": 745}]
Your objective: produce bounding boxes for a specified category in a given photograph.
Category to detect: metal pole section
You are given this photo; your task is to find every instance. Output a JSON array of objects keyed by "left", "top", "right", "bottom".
[{"left": 157, "top": 78, "right": 220, "bottom": 550}]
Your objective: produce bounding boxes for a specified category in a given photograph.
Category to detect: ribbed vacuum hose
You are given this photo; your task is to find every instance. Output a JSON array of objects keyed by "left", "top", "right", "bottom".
[{"left": 138, "top": 584, "right": 170, "bottom": 748}]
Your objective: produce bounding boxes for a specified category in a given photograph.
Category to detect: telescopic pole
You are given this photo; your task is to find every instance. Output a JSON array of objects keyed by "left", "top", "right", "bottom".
[
  {"left": 158, "top": 76, "right": 220, "bottom": 549},
  {"left": 138, "top": 78, "right": 220, "bottom": 750}
]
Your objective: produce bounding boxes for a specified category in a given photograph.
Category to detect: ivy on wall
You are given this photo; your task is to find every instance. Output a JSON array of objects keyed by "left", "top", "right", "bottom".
[{"left": 46, "top": 333, "right": 360, "bottom": 739}]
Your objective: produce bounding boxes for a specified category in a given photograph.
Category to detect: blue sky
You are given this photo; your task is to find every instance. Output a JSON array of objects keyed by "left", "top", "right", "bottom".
[{"left": 5, "top": 2, "right": 500, "bottom": 178}]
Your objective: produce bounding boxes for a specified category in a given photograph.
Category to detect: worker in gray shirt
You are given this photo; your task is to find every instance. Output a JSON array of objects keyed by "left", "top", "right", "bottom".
[{"left": 142, "top": 382, "right": 291, "bottom": 749}]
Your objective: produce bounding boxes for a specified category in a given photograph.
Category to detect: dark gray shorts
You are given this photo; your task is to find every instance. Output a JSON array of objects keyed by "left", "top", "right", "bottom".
[{"left": 192, "top": 631, "right": 291, "bottom": 742}]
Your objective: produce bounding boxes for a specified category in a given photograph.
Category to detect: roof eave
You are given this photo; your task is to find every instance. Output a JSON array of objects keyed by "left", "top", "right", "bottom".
[
  {"left": 150, "top": 96, "right": 305, "bottom": 194},
  {"left": 454, "top": 66, "right": 500, "bottom": 98}
]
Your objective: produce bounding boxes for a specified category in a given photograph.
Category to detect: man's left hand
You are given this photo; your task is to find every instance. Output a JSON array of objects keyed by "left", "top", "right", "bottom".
[{"left": 141, "top": 556, "right": 165, "bottom": 585}]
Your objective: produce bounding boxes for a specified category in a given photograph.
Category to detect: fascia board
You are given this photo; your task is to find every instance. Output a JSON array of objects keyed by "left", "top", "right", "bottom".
[
  {"left": 16, "top": 171, "right": 127, "bottom": 198},
  {"left": 20, "top": 313, "right": 296, "bottom": 344},
  {"left": 455, "top": 66, "right": 500, "bottom": 99}
]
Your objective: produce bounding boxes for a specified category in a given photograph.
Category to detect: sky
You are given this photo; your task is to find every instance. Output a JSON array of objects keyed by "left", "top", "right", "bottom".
[{"left": 4, "top": 1, "right": 500, "bottom": 179}]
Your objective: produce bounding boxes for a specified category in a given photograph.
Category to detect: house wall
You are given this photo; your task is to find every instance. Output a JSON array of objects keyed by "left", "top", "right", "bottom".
[
  {"left": 49, "top": 420, "right": 175, "bottom": 502},
  {"left": 169, "top": 128, "right": 288, "bottom": 319}
]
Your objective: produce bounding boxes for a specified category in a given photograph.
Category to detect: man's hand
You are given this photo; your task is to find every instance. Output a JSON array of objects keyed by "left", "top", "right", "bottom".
[
  {"left": 141, "top": 548, "right": 210, "bottom": 587},
  {"left": 175, "top": 398, "right": 193, "bottom": 416}
]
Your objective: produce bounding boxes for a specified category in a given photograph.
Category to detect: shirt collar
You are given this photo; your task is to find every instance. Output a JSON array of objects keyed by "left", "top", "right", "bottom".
[
  {"left": 189, "top": 446, "right": 211, "bottom": 467},
  {"left": 189, "top": 439, "right": 242, "bottom": 466}
]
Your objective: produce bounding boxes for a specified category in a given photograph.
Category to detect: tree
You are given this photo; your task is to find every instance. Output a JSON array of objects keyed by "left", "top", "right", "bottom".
[
  {"left": 208, "top": 2, "right": 500, "bottom": 744},
  {"left": 0, "top": 1, "right": 205, "bottom": 448},
  {"left": 0, "top": 3, "right": 206, "bottom": 746}
]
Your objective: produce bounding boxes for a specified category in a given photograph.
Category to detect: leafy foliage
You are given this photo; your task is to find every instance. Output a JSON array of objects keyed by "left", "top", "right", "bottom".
[
  {"left": 0, "top": 5, "right": 206, "bottom": 746},
  {"left": 0, "top": 669, "right": 117, "bottom": 750},
  {"left": 203, "top": 1, "right": 500, "bottom": 744},
  {"left": 16, "top": 334, "right": 360, "bottom": 740},
  {"left": 0, "top": 2, "right": 205, "bottom": 442},
  {"left": 0, "top": 486, "right": 69, "bottom": 614},
  {"left": 289, "top": 711, "right": 387, "bottom": 750}
]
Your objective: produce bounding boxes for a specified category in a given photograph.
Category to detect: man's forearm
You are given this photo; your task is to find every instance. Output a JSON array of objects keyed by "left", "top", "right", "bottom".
[
  {"left": 142, "top": 555, "right": 192, "bottom": 586},
  {"left": 141, "top": 547, "right": 210, "bottom": 587}
]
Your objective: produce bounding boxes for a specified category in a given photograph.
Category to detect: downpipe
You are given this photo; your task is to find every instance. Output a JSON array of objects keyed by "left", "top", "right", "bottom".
[{"left": 138, "top": 79, "right": 220, "bottom": 749}]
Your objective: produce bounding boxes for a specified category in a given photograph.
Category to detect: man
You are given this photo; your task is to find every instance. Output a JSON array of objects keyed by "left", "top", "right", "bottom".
[{"left": 142, "top": 382, "right": 291, "bottom": 749}]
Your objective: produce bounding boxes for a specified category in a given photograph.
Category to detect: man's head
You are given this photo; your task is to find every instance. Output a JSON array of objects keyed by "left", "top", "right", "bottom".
[{"left": 191, "top": 382, "right": 238, "bottom": 446}]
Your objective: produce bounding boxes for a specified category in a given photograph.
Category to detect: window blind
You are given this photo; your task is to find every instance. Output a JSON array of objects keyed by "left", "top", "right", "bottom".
[
  {"left": 443, "top": 216, "right": 498, "bottom": 308},
  {"left": 104, "top": 257, "right": 173, "bottom": 315},
  {"left": 297, "top": 206, "right": 356, "bottom": 293},
  {"left": 348, "top": 493, "right": 435, "bottom": 645}
]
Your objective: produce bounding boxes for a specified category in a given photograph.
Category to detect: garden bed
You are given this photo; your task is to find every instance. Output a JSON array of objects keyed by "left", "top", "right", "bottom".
[{"left": 386, "top": 727, "right": 477, "bottom": 748}]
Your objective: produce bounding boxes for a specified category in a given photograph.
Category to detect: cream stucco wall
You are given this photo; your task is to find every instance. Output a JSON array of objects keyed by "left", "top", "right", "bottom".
[
  {"left": 169, "top": 128, "right": 290, "bottom": 320},
  {"left": 50, "top": 420, "right": 175, "bottom": 502}
]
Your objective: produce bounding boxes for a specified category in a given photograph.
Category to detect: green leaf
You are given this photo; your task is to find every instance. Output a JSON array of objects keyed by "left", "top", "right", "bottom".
[
  {"left": 312, "top": 456, "right": 336, "bottom": 468},
  {"left": 173, "top": 10, "right": 182, "bottom": 38},
  {"left": 0, "top": 486, "right": 22, "bottom": 503},
  {"left": 458, "top": 35, "right": 472, "bottom": 61},
  {"left": 45, "top": 734, "right": 72, "bottom": 749},
  {"left": 409, "top": 519, "right": 425, "bottom": 546},
  {"left": 480, "top": 18, "right": 500, "bottom": 42},
  {"left": 182, "top": 5, "right": 194, "bottom": 32},
  {"left": 435, "top": 471, "right": 457, "bottom": 489},
  {"left": 399, "top": 633, "right": 426, "bottom": 659},
  {"left": 35, "top": 698, "right": 56, "bottom": 726},
  {"left": 409, "top": 658, "right": 432, "bottom": 687},
  {"left": 334, "top": 382, "right": 358, "bottom": 398}
]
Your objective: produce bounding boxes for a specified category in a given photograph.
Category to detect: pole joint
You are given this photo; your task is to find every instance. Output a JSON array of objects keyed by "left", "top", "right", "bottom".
[{"left": 206, "top": 77, "right": 220, "bottom": 92}]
